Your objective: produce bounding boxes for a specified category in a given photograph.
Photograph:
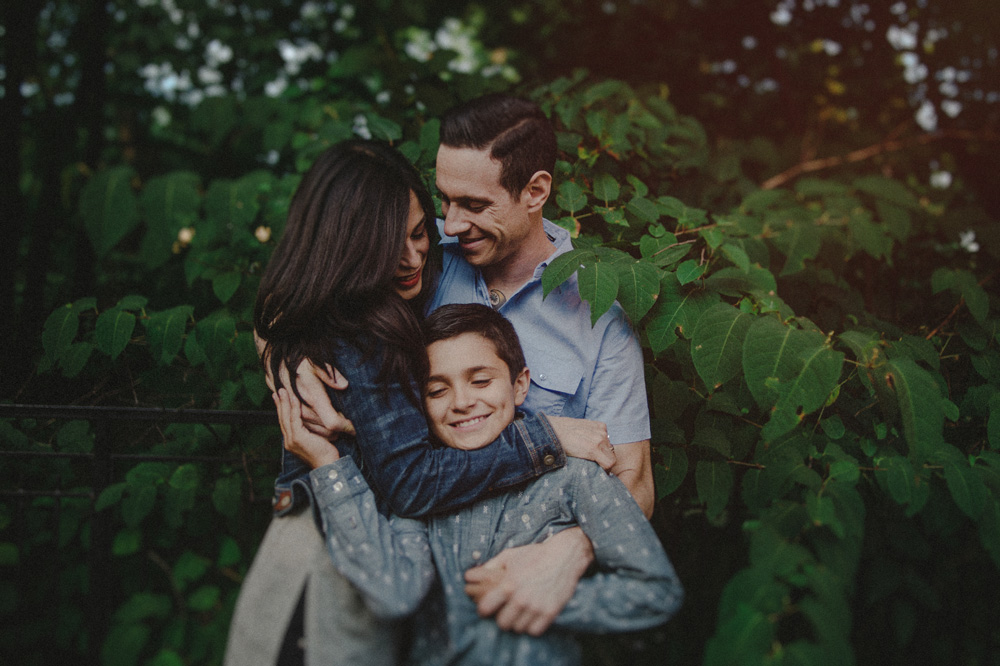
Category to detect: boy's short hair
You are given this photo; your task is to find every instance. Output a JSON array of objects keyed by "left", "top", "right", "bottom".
[{"left": 422, "top": 304, "right": 526, "bottom": 385}]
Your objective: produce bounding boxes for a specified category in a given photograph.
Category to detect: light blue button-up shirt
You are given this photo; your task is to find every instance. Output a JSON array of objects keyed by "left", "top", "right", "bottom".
[{"left": 428, "top": 219, "right": 651, "bottom": 445}]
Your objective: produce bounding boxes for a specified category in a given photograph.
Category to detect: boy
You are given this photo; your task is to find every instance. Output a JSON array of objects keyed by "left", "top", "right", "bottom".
[{"left": 309, "top": 304, "right": 682, "bottom": 665}]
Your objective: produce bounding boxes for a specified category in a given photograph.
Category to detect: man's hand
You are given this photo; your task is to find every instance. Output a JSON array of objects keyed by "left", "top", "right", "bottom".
[
  {"left": 463, "top": 527, "right": 594, "bottom": 636},
  {"left": 274, "top": 387, "right": 341, "bottom": 469},
  {"left": 546, "top": 416, "right": 615, "bottom": 472}
]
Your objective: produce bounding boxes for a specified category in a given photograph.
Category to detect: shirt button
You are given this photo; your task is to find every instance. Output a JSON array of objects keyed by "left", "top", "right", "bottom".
[
  {"left": 333, "top": 481, "right": 344, "bottom": 492},
  {"left": 543, "top": 454, "right": 555, "bottom": 466},
  {"left": 521, "top": 514, "right": 530, "bottom": 523},
  {"left": 327, "top": 468, "right": 338, "bottom": 480},
  {"left": 277, "top": 494, "right": 291, "bottom": 509},
  {"left": 538, "top": 373, "right": 547, "bottom": 381},
  {"left": 472, "top": 550, "right": 482, "bottom": 560}
]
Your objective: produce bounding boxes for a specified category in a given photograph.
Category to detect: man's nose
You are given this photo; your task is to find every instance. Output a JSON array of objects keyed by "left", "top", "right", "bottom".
[{"left": 442, "top": 205, "right": 469, "bottom": 237}]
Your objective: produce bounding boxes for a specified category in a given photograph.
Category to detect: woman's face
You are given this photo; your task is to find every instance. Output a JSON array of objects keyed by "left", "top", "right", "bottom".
[{"left": 392, "top": 190, "right": 430, "bottom": 300}]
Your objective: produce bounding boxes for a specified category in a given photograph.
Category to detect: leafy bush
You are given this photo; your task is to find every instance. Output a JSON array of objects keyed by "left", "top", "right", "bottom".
[{"left": 5, "top": 68, "right": 998, "bottom": 666}]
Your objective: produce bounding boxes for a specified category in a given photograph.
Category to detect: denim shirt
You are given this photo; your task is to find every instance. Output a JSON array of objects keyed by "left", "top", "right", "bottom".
[
  {"left": 272, "top": 336, "right": 566, "bottom": 519},
  {"left": 310, "top": 456, "right": 683, "bottom": 666}
]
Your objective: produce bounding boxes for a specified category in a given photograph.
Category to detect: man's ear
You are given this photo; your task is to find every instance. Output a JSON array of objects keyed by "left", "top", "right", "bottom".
[
  {"left": 513, "top": 367, "right": 530, "bottom": 407},
  {"left": 521, "top": 171, "right": 551, "bottom": 213}
]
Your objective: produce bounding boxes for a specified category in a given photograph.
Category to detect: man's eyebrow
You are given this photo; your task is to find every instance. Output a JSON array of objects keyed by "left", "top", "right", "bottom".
[{"left": 438, "top": 192, "right": 491, "bottom": 207}]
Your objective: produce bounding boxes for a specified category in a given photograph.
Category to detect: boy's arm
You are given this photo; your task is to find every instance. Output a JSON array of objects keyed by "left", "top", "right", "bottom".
[
  {"left": 550, "top": 460, "right": 682, "bottom": 633},
  {"left": 309, "top": 456, "right": 435, "bottom": 619}
]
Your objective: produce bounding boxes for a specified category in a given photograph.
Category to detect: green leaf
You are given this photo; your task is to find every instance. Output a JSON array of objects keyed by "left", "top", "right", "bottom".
[
  {"left": 614, "top": 260, "right": 660, "bottom": 322},
  {"left": 676, "top": 259, "right": 705, "bottom": 285},
  {"left": 42, "top": 305, "right": 79, "bottom": 362},
  {"left": 116, "top": 295, "right": 148, "bottom": 311},
  {"left": 95, "top": 482, "right": 127, "bottom": 512},
  {"left": 95, "top": 309, "right": 137, "bottom": 361},
  {"left": 145, "top": 305, "right": 194, "bottom": 366},
  {"left": 853, "top": 175, "right": 919, "bottom": 210},
  {"left": 646, "top": 275, "right": 716, "bottom": 354},
  {"left": 849, "top": 211, "right": 894, "bottom": 260},
  {"left": 763, "top": 338, "right": 844, "bottom": 441},
  {"left": 719, "top": 243, "right": 751, "bottom": 273},
  {"left": 655, "top": 447, "right": 688, "bottom": 498},
  {"left": 696, "top": 460, "right": 733, "bottom": 520},
  {"left": 212, "top": 271, "right": 242, "bottom": 304},
  {"left": 774, "top": 220, "right": 822, "bottom": 276},
  {"left": 704, "top": 603, "right": 774, "bottom": 666},
  {"left": 140, "top": 171, "right": 201, "bottom": 266},
  {"left": 542, "top": 249, "right": 593, "bottom": 297},
  {"left": 639, "top": 234, "right": 689, "bottom": 268},
  {"left": 101, "top": 623, "right": 151, "bottom": 666},
  {"left": 943, "top": 461, "right": 988, "bottom": 520},
  {"left": 592, "top": 173, "right": 620, "bottom": 202},
  {"left": 627, "top": 196, "right": 660, "bottom": 224},
  {"left": 0, "top": 543, "right": 19, "bottom": 566},
  {"left": 218, "top": 536, "right": 242, "bottom": 568},
  {"left": 626, "top": 174, "right": 648, "bottom": 198},
  {"left": 59, "top": 342, "right": 94, "bottom": 378},
  {"left": 81, "top": 165, "right": 139, "bottom": 257},
  {"left": 112, "top": 528, "right": 142, "bottom": 556},
  {"left": 113, "top": 592, "right": 172, "bottom": 623},
  {"left": 578, "top": 259, "right": 620, "bottom": 325},
  {"left": 187, "top": 585, "right": 220, "bottom": 611},
  {"left": 169, "top": 464, "right": 200, "bottom": 491},
  {"left": 363, "top": 112, "right": 402, "bottom": 141},
  {"left": 692, "top": 304, "right": 754, "bottom": 390},
  {"left": 212, "top": 475, "right": 242, "bottom": 518},
  {"left": 174, "top": 550, "right": 211, "bottom": 590},
  {"left": 556, "top": 180, "right": 587, "bottom": 214},
  {"left": 883, "top": 358, "right": 945, "bottom": 462},
  {"left": 122, "top": 484, "right": 157, "bottom": 528}
]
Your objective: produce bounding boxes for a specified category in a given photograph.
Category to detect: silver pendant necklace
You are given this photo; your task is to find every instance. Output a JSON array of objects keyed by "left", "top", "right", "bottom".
[{"left": 489, "top": 288, "right": 507, "bottom": 309}]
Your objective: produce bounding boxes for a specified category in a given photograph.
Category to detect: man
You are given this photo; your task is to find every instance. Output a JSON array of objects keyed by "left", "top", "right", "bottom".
[{"left": 298, "top": 93, "right": 654, "bottom": 636}]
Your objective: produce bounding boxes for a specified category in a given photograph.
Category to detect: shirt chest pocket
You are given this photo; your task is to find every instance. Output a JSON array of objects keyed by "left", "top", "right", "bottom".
[{"left": 521, "top": 342, "right": 584, "bottom": 418}]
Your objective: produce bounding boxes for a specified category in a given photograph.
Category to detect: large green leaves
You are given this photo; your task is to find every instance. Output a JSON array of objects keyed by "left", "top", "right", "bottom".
[
  {"left": 81, "top": 166, "right": 140, "bottom": 257},
  {"left": 692, "top": 303, "right": 753, "bottom": 390},
  {"left": 743, "top": 316, "right": 844, "bottom": 440},
  {"left": 881, "top": 358, "right": 947, "bottom": 462}
]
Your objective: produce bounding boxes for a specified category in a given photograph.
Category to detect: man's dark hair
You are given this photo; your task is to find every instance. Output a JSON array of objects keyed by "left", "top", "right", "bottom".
[
  {"left": 422, "top": 304, "right": 526, "bottom": 385},
  {"left": 439, "top": 93, "right": 557, "bottom": 199}
]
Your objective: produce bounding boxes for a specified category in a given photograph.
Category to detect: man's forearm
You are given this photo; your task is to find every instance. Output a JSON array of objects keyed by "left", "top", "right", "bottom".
[{"left": 610, "top": 440, "right": 655, "bottom": 517}]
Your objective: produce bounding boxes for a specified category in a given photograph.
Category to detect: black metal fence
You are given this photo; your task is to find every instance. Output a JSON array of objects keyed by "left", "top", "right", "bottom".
[{"left": 0, "top": 404, "right": 278, "bottom": 666}]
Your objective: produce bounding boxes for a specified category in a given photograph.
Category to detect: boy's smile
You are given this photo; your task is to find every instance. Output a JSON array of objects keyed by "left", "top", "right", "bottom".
[{"left": 424, "top": 332, "right": 529, "bottom": 451}]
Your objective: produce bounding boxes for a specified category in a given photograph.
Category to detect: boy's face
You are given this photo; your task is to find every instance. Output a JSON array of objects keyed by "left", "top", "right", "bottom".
[{"left": 424, "top": 332, "right": 529, "bottom": 451}]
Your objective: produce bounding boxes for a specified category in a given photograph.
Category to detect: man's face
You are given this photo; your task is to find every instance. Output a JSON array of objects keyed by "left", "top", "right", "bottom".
[
  {"left": 423, "top": 332, "right": 530, "bottom": 451},
  {"left": 435, "top": 145, "right": 535, "bottom": 269}
]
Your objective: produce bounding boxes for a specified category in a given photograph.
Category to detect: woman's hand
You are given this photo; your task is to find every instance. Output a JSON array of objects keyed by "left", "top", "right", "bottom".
[
  {"left": 546, "top": 415, "right": 615, "bottom": 472},
  {"left": 274, "top": 387, "right": 341, "bottom": 468},
  {"left": 282, "top": 358, "right": 356, "bottom": 439}
]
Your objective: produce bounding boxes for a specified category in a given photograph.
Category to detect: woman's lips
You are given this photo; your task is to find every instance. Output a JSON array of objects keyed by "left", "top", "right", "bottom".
[{"left": 395, "top": 272, "right": 421, "bottom": 288}]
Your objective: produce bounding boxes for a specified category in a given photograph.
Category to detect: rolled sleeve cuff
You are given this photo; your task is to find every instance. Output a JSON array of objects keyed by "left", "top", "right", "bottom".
[
  {"left": 516, "top": 412, "right": 566, "bottom": 473},
  {"left": 309, "top": 457, "right": 368, "bottom": 509}
]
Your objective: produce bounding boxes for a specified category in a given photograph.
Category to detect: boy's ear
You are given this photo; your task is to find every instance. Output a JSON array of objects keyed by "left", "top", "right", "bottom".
[{"left": 513, "top": 367, "right": 530, "bottom": 407}]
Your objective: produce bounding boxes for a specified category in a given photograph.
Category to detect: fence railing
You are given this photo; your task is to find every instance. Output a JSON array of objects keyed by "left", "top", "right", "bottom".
[{"left": 0, "top": 403, "right": 277, "bottom": 666}]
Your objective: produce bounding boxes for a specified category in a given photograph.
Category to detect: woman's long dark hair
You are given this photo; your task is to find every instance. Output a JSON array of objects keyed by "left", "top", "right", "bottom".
[{"left": 254, "top": 139, "right": 438, "bottom": 400}]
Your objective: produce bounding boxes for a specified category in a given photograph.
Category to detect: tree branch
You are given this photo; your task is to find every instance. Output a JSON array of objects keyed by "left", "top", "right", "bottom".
[{"left": 761, "top": 129, "right": 1000, "bottom": 191}]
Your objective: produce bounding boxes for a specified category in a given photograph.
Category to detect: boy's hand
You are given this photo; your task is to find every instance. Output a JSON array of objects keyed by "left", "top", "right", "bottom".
[
  {"left": 546, "top": 416, "right": 615, "bottom": 471},
  {"left": 464, "top": 527, "right": 593, "bottom": 635},
  {"left": 274, "top": 388, "right": 341, "bottom": 468}
]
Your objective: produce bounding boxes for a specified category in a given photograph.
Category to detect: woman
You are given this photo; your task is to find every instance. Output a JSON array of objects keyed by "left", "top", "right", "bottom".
[{"left": 224, "top": 140, "right": 608, "bottom": 666}]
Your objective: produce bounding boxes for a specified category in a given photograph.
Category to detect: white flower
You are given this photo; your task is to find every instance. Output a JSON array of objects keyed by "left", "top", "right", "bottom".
[
  {"left": 929, "top": 170, "right": 951, "bottom": 189},
  {"left": 941, "top": 100, "right": 962, "bottom": 118},
  {"left": 959, "top": 230, "right": 979, "bottom": 253},
  {"left": 915, "top": 100, "right": 937, "bottom": 131}
]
